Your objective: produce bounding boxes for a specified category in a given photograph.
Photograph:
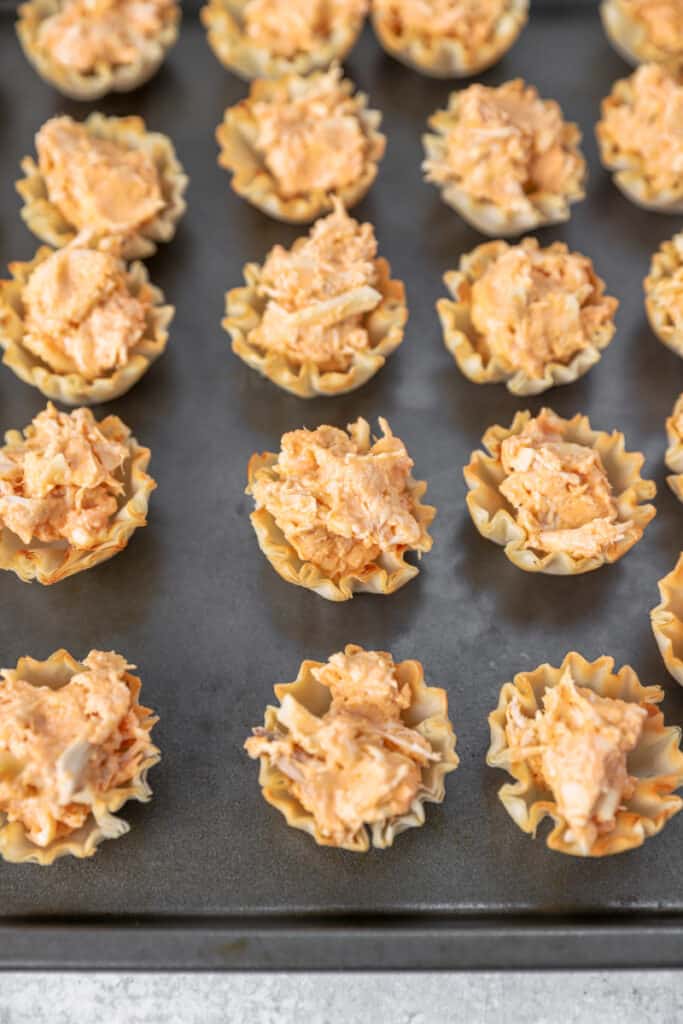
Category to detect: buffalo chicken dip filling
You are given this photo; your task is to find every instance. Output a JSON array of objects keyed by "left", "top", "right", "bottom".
[
  {"left": 245, "top": 648, "right": 438, "bottom": 846},
  {"left": 498, "top": 409, "right": 627, "bottom": 559},
  {"left": 242, "top": 0, "right": 367, "bottom": 59},
  {"left": 22, "top": 246, "right": 150, "bottom": 379},
  {"left": 0, "top": 651, "right": 153, "bottom": 847},
  {"left": 249, "top": 201, "right": 381, "bottom": 370},
  {"left": 35, "top": 0, "right": 176, "bottom": 74},
  {"left": 374, "top": 0, "right": 510, "bottom": 52},
  {"left": 35, "top": 116, "right": 164, "bottom": 237},
  {"left": 424, "top": 79, "right": 583, "bottom": 212},
  {"left": 251, "top": 67, "right": 371, "bottom": 199},
  {"left": 505, "top": 669, "right": 647, "bottom": 853},
  {"left": 469, "top": 239, "right": 617, "bottom": 378},
  {"left": 0, "top": 403, "right": 129, "bottom": 549},
  {"left": 617, "top": 0, "right": 683, "bottom": 57},
  {"left": 250, "top": 420, "right": 424, "bottom": 578}
]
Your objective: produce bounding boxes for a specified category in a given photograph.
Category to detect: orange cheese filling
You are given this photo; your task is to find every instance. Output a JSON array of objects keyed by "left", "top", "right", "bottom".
[
  {"left": 36, "top": 116, "right": 164, "bottom": 237},
  {"left": 470, "top": 239, "right": 616, "bottom": 378},
  {"left": 243, "top": 0, "right": 367, "bottom": 58},
  {"left": 505, "top": 670, "right": 646, "bottom": 853},
  {"left": 251, "top": 201, "right": 380, "bottom": 370},
  {"left": 0, "top": 651, "right": 153, "bottom": 847},
  {"left": 37, "top": 0, "right": 175, "bottom": 73},
  {"left": 0, "top": 403, "right": 129, "bottom": 549},
  {"left": 620, "top": 0, "right": 683, "bottom": 54},
  {"left": 22, "top": 246, "right": 149, "bottom": 380},
  {"left": 245, "top": 648, "right": 437, "bottom": 846},
  {"left": 252, "top": 67, "right": 369, "bottom": 199},
  {"left": 498, "top": 409, "right": 627, "bottom": 558},
  {"left": 251, "top": 419, "right": 423, "bottom": 578},
  {"left": 425, "top": 79, "right": 583, "bottom": 211},
  {"left": 374, "top": 0, "right": 508, "bottom": 50}
]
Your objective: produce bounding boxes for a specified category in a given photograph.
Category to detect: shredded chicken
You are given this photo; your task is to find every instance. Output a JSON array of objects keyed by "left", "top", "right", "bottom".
[
  {"left": 37, "top": 0, "right": 175, "bottom": 72},
  {"left": 245, "top": 647, "right": 438, "bottom": 846},
  {"left": 505, "top": 669, "right": 647, "bottom": 853},
  {"left": 620, "top": 0, "right": 683, "bottom": 55},
  {"left": 36, "top": 116, "right": 164, "bottom": 237},
  {"left": 251, "top": 419, "right": 423, "bottom": 578},
  {"left": 22, "top": 245, "right": 149, "bottom": 380},
  {"left": 243, "top": 0, "right": 367, "bottom": 58},
  {"left": 0, "top": 403, "right": 129, "bottom": 549},
  {"left": 374, "top": 0, "right": 508, "bottom": 51},
  {"left": 0, "top": 651, "right": 154, "bottom": 847},
  {"left": 424, "top": 79, "right": 583, "bottom": 211},
  {"left": 250, "top": 201, "right": 380, "bottom": 370},
  {"left": 252, "top": 67, "right": 369, "bottom": 198},
  {"left": 469, "top": 239, "right": 616, "bottom": 378},
  {"left": 498, "top": 409, "right": 627, "bottom": 558}
]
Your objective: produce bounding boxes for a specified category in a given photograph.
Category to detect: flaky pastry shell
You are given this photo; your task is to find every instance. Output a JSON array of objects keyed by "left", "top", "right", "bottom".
[
  {"left": 422, "top": 94, "right": 586, "bottom": 237},
  {"left": 0, "top": 245, "right": 174, "bottom": 405},
  {"left": 437, "top": 239, "right": 616, "bottom": 396},
  {"left": 215, "top": 69, "right": 385, "bottom": 223},
  {"left": 651, "top": 554, "right": 683, "bottom": 685},
  {"left": 372, "top": 0, "right": 528, "bottom": 78},
  {"left": 16, "top": 0, "right": 180, "bottom": 101},
  {"left": 464, "top": 409, "right": 656, "bottom": 574},
  {"left": 16, "top": 113, "right": 188, "bottom": 260},
  {"left": 224, "top": 255, "right": 406, "bottom": 398},
  {"left": 0, "top": 417, "right": 155, "bottom": 586},
  {"left": 250, "top": 646, "right": 458, "bottom": 851},
  {"left": 201, "top": 0, "right": 366, "bottom": 79},
  {"left": 246, "top": 420, "right": 435, "bottom": 601},
  {"left": 664, "top": 392, "right": 683, "bottom": 503},
  {"left": 645, "top": 233, "right": 683, "bottom": 359},
  {"left": 0, "top": 649, "right": 160, "bottom": 865},
  {"left": 487, "top": 652, "right": 683, "bottom": 857},
  {"left": 600, "top": 0, "right": 681, "bottom": 65}
]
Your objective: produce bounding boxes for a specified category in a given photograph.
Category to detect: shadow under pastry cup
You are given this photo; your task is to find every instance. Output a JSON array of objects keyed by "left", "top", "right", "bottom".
[
  {"left": 600, "top": 0, "right": 681, "bottom": 65},
  {"left": 664, "top": 392, "right": 683, "bottom": 503},
  {"left": 201, "top": 0, "right": 366, "bottom": 79},
  {"left": 651, "top": 554, "right": 683, "bottom": 686},
  {"left": 372, "top": 0, "right": 528, "bottom": 78},
  {"left": 464, "top": 409, "right": 656, "bottom": 574},
  {"left": 248, "top": 647, "right": 458, "bottom": 851},
  {"left": 0, "top": 245, "right": 174, "bottom": 406},
  {"left": 17, "top": 113, "right": 188, "bottom": 260},
  {"left": 16, "top": 0, "right": 180, "bottom": 101},
  {"left": 487, "top": 652, "right": 683, "bottom": 857},
  {"left": 437, "top": 239, "right": 617, "bottom": 396},
  {"left": 0, "top": 649, "right": 160, "bottom": 865},
  {"left": 215, "top": 68, "right": 385, "bottom": 223},
  {"left": 645, "top": 233, "right": 683, "bottom": 358}
]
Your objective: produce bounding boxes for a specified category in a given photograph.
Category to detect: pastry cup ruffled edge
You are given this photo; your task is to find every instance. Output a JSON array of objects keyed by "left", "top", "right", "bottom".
[
  {"left": 664, "top": 392, "right": 683, "bottom": 502},
  {"left": 0, "top": 648, "right": 160, "bottom": 864},
  {"left": 600, "top": 0, "right": 677, "bottom": 66},
  {"left": 437, "top": 239, "right": 617, "bottom": 396},
  {"left": 464, "top": 408, "right": 657, "bottom": 574},
  {"left": 0, "top": 416, "right": 156, "bottom": 586},
  {"left": 249, "top": 644, "right": 459, "bottom": 851},
  {"left": 215, "top": 68, "right": 386, "bottom": 224},
  {"left": 422, "top": 91, "right": 586, "bottom": 237},
  {"left": 246, "top": 420, "right": 436, "bottom": 601},
  {"left": 16, "top": 0, "right": 180, "bottom": 101},
  {"left": 372, "top": 0, "right": 528, "bottom": 78},
  {"left": 596, "top": 69, "right": 683, "bottom": 212},
  {"left": 16, "top": 112, "right": 189, "bottom": 260},
  {"left": 0, "top": 245, "right": 174, "bottom": 406},
  {"left": 645, "top": 233, "right": 683, "bottom": 360},
  {"left": 487, "top": 651, "right": 683, "bottom": 857},
  {"left": 224, "top": 254, "right": 407, "bottom": 397},
  {"left": 201, "top": 0, "right": 366, "bottom": 80},
  {"left": 651, "top": 553, "right": 683, "bottom": 685}
]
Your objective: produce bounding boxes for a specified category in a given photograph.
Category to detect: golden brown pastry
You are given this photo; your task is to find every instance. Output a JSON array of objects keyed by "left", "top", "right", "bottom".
[
  {"left": 0, "top": 402, "right": 155, "bottom": 585},
  {"left": 651, "top": 554, "right": 683, "bottom": 685},
  {"left": 17, "top": 114, "right": 188, "bottom": 260},
  {"left": 601, "top": 0, "right": 683, "bottom": 65},
  {"left": 438, "top": 237, "right": 618, "bottom": 395},
  {"left": 645, "top": 233, "right": 683, "bottom": 357},
  {"left": 0, "top": 648, "right": 159, "bottom": 864},
  {"left": 247, "top": 418, "right": 435, "bottom": 600},
  {"left": 201, "top": 0, "right": 367, "bottom": 79},
  {"left": 216, "top": 65, "right": 385, "bottom": 223},
  {"left": 597, "top": 63, "right": 683, "bottom": 211},
  {"left": 372, "top": 0, "right": 528, "bottom": 77},
  {"left": 423, "top": 79, "right": 586, "bottom": 236},
  {"left": 245, "top": 644, "right": 458, "bottom": 850},
  {"left": 487, "top": 652, "right": 683, "bottom": 856},
  {"left": 0, "top": 239, "right": 173, "bottom": 405},
  {"left": 464, "top": 407, "right": 656, "bottom": 574},
  {"left": 224, "top": 200, "right": 406, "bottom": 397}
]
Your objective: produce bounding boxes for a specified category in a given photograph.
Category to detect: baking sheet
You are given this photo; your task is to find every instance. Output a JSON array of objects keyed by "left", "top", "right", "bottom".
[{"left": 2, "top": 0, "right": 683, "bottom": 969}]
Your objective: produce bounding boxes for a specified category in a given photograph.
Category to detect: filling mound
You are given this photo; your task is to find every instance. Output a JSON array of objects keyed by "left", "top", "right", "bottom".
[
  {"left": 374, "top": 0, "right": 509, "bottom": 50},
  {"left": 242, "top": 0, "right": 366, "bottom": 58},
  {"left": 620, "top": 0, "right": 683, "bottom": 55}
]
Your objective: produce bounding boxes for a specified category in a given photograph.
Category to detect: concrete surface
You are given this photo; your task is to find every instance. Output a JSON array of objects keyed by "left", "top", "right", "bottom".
[{"left": 0, "top": 972, "right": 682, "bottom": 1023}]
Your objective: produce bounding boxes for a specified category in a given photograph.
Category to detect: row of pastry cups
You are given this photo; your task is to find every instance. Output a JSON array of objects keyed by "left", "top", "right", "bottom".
[{"left": 3, "top": 645, "right": 682, "bottom": 864}]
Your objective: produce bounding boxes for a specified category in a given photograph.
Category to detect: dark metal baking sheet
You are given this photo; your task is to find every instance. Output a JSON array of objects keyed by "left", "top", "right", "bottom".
[{"left": 2, "top": 1, "right": 683, "bottom": 971}]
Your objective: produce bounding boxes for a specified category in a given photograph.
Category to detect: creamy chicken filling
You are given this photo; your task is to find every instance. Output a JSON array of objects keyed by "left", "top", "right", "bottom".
[
  {"left": 243, "top": 0, "right": 367, "bottom": 58},
  {"left": 375, "top": 0, "right": 508, "bottom": 49},
  {"left": 621, "top": 0, "right": 683, "bottom": 53}
]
